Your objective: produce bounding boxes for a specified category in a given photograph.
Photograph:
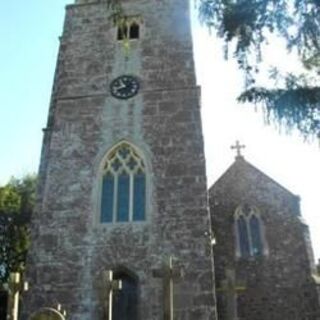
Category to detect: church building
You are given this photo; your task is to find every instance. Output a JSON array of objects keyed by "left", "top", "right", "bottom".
[
  {"left": 210, "top": 144, "right": 320, "bottom": 320},
  {"left": 16, "top": 0, "right": 320, "bottom": 320},
  {"left": 22, "top": 0, "right": 217, "bottom": 319}
]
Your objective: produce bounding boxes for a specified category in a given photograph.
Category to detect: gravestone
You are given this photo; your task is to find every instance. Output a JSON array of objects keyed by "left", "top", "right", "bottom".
[
  {"left": 153, "top": 257, "right": 183, "bottom": 320},
  {"left": 29, "top": 308, "right": 65, "bottom": 320}
]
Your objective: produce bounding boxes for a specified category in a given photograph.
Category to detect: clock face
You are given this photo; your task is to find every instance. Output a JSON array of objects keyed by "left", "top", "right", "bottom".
[{"left": 110, "top": 75, "right": 140, "bottom": 99}]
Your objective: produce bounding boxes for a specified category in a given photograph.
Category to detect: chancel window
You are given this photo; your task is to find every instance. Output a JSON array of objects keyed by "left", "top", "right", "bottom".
[
  {"left": 235, "top": 205, "right": 265, "bottom": 258},
  {"left": 113, "top": 271, "right": 138, "bottom": 320},
  {"left": 101, "top": 142, "right": 146, "bottom": 223},
  {"left": 237, "top": 215, "right": 250, "bottom": 257},
  {"left": 249, "top": 214, "right": 264, "bottom": 256}
]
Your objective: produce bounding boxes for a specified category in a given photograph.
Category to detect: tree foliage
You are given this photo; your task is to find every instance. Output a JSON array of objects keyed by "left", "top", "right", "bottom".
[
  {"left": 0, "top": 175, "right": 36, "bottom": 285},
  {"left": 198, "top": 0, "right": 320, "bottom": 138},
  {"left": 238, "top": 86, "right": 320, "bottom": 134}
]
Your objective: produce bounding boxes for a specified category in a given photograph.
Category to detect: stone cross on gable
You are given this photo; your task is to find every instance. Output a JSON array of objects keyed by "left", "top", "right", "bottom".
[
  {"left": 231, "top": 141, "right": 246, "bottom": 159},
  {"left": 153, "top": 256, "right": 183, "bottom": 320},
  {"left": 216, "top": 269, "right": 246, "bottom": 320},
  {"left": 103, "top": 270, "right": 122, "bottom": 320}
]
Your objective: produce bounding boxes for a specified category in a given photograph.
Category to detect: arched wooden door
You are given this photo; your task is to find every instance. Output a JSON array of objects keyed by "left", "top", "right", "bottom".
[{"left": 113, "top": 271, "right": 138, "bottom": 320}]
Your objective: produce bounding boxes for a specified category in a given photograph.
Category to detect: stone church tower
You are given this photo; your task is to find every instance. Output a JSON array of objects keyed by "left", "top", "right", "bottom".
[
  {"left": 23, "top": 0, "right": 217, "bottom": 319},
  {"left": 210, "top": 150, "right": 320, "bottom": 320}
]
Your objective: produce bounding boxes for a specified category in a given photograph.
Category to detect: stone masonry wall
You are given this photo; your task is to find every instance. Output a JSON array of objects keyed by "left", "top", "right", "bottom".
[{"left": 23, "top": 1, "right": 217, "bottom": 319}]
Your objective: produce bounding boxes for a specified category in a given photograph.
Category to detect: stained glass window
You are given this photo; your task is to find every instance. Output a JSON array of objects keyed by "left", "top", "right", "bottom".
[
  {"left": 101, "top": 174, "right": 114, "bottom": 223},
  {"left": 235, "top": 205, "right": 265, "bottom": 258},
  {"left": 250, "top": 215, "right": 263, "bottom": 256},
  {"left": 117, "top": 173, "right": 130, "bottom": 222},
  {"left": 101, "top": 142, "right": 146, "bottom": 223},
  {"left": 133, "top": 172, "right": 146, "bottom": 221},
  {"left": 237, "top": 216, "right": 250, "bottom": 257}
]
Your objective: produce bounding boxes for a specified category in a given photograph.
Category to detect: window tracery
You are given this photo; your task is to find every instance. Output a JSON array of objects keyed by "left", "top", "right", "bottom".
[
  {"left": 101, "top": 142, "right": 146, "bottom": 223},
  {"left": 235, "top": 205, "right": 265, "bottom": 258}
]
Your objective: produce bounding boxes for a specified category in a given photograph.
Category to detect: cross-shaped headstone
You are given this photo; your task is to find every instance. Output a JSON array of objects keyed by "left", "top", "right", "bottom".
[
  {"left": 216, "top": 269, "right": 246, "bottom": 320},
  {"left": 231, "top": 141, "right": 246, "bottom": 159},
  {"left": 103, "top": 270, "right": 122, "bottom": 320},
  {"left": 7, "top": 272, "right": 28, "bottom": 320},
  {"left": 153, "top": 256, "right": 183, "bottom": 320},
  {"left": 56, "top": 304, "right": 67, "bottom": 318},
  {"left": 30, "top": 306, "right": 66, "bottom": 320}
]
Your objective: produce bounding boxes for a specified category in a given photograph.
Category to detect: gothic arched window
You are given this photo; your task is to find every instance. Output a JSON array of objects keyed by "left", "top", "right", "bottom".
[
  {"left": 235, "top": 205, "right": 265, "bottom": 258},
  {"left": 101, "top": 143, "right": 146, "bottom": 223},
  {"left": 113, "top": 271, "right": 138, "bottom": 320},
  {"left": 236, "top": 215, "right": 250, "bottom": 257},
  {"left": 249, "top": 214, "right": 264, "bottom": 256}
]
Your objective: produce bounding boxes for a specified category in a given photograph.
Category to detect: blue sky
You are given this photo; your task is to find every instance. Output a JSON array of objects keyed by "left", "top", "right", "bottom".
[
  {"left": 0, "top": 1, "right": 67, "bottom": 178},
  {"left": 1, "top": 1, "right": 320, "bottom": 260}
]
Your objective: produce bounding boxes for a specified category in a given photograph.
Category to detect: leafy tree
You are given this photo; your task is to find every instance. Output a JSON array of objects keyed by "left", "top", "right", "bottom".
[
  {"left": 0, "top": 175, "right": 36, "bottom": 286},
  {"left": 198, "top": 0, "right": 320, "bottom": 138}
]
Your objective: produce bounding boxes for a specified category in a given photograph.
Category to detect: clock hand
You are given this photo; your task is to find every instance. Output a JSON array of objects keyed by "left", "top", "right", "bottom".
[
  {"left": 113, "top": 80, "right": 126, "bottom": 91},
  {"left": 118, "top": 79, "right": 126, "bottom": 89}
]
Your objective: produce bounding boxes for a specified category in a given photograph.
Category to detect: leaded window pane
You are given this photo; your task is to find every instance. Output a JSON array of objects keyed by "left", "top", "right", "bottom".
[
  {"left": 133, "top": 173, "right": 146, "bottom": 221},
  {"left": 117, "top": 173, "right": 130, "bottom": 222},
  {"left": 101, "top": 142, "right": 146, "bottom": 223},
  {"left": 101, "top": 174, "right": 114, "bottom": 223},
  {"left": 250, "top": 215, "right": 263, "bottom": 256},
  {"left": 237, "top": 216, "right": 250, "bottom": 257}
]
